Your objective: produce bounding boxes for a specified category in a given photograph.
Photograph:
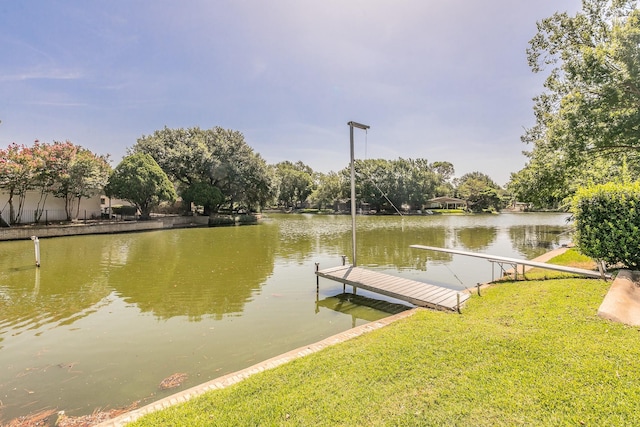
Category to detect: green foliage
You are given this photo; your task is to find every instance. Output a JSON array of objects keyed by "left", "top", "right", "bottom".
[
  {"left": 456, "top": 171, "right": 505, "bottom": 212},
  {"left": 105, "top": 153, "right": 177, "bottom": 220},
  {"left": 274, "top": 161, "right": 314, "bottom": 208},
  {"left": 131, "top": 274, "right": 640, "bottom": 426},
  {"left": 180, "top": 181, "right": 224, "bottom": 215},
  {"left": 131, "top": 126, "right": 274, "bottom": 211},
  {"left": 309, "top": 171, "right": 344, "bottom": 210},
  {"left": 571, "top": 181, "right": 640, "bottom": 268},
  {"left": 338, "top": 158, "right": 446, "bottom": 212},
  {"left": 111, "top": 205, "right": 138, "bottom": 216},
  {"left": 527, "top": 0, "right": 640, "bottom": 157},
  {"left": 512, "top": 0, "right": 640, "bottom": 209}
]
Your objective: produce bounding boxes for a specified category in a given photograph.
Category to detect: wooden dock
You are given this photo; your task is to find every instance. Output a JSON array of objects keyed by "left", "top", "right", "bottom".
[{"left": 316, "top": 265, "right": 469, "bottom": 312}]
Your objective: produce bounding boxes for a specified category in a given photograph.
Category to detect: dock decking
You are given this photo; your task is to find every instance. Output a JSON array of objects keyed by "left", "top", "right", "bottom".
[{"left": 316, "top": 265, "right": 469, "bottom": 312}]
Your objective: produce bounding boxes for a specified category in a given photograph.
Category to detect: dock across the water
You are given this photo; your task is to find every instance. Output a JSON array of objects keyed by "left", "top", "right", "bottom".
[{"left": 315, "top": 265, "right": 469, "bottom": 312}]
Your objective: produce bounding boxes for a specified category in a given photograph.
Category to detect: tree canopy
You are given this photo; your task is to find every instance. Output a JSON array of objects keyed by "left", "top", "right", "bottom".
[
  {"left": 526, "top": 0, "right": 640, "bottom": 157},
  {"left": 0, "top": 141, "right": 110, "bottom": 223},
  {"left": 131, "top": 127, "right": 274, "bottom": 212},
  {"left": 274, "top": 161, "right": 315, "bottom": 209},
  {"left": 456, "top": 172, "right": 504, "bottom": 212},
  {"left": 511, "top": 0, "right": 640, "bottom": 207},
  {"left": 104, "top": 153, "right": 177, "bottom": 220}
]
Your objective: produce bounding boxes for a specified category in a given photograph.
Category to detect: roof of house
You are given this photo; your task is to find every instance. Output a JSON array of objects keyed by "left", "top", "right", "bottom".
[{"left": 427, "top": 196, "right": 467, "bottom": 204}]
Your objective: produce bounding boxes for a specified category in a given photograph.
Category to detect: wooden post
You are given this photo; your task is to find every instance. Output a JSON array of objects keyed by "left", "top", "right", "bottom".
[
  {"left": 341, "top": 255, "right": 346, "bottom": 266},
  {"left": 456, "top": 293, "right": 461, "bottom": 314},
  {"left": 315, "top": 263, "right": 320, "bottom": 293},
  {"left": 476, "top": 282, "right": 481, "bottom": 296}
]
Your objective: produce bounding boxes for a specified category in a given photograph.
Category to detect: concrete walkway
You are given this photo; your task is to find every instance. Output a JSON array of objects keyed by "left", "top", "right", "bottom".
[{"left": 97, "top": 309, "right": 418, "bottom": 427}]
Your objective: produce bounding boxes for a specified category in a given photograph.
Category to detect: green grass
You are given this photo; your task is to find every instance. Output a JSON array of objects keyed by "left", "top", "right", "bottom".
[{"left": 131, "top": 266, "right": 640, "bottom": 426}]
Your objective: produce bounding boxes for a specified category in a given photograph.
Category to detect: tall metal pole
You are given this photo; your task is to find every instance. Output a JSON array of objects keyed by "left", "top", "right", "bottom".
[{"left": 347, "top": 121, "right": 370, "bottom": 267}]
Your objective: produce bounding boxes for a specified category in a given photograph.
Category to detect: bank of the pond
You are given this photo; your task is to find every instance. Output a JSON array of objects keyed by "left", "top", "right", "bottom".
[
  {"left": 122, "top": 271, "right": 640, "bottom": 426},
  {"left": 0, "top": 213, "right": 262, "bottom": 241},
  {"left": 96, "top": 250, "right": 640, "bottom": 427},
  {"left": 97, "top": 309, "right": 418, "bottom": 427},
  {"left": 0, "top": 216, "right": 209, "bottom": 241}
]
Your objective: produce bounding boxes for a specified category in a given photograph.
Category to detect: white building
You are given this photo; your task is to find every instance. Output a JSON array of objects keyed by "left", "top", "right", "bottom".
[{"left": 0, "top": 190, "right": 101, "bottom": 224}]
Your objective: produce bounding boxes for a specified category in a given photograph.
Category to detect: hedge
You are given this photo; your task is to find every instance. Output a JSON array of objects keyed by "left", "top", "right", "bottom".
[{"left": 571, "top": 182, "right": 640, "bottom": 268}]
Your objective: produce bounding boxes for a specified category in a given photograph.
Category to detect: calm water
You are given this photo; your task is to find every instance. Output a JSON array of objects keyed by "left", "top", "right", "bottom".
[{"left": 0, "top": 212, "right": 571, "bottom": 422}]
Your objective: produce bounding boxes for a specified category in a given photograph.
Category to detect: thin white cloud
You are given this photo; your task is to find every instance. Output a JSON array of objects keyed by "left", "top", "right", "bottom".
[{"left": 0, "top": 69, "right": 83, "bottom": 82}]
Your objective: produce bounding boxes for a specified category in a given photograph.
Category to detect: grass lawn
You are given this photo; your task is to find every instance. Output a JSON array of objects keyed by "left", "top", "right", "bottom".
[{"left": 131, "top": 254, "right": 640, "bottom": 426}]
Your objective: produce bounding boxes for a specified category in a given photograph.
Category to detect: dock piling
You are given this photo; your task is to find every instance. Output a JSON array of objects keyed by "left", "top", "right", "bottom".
[{"left": 30, "top": 236, "right": 40, "bottom": 267}]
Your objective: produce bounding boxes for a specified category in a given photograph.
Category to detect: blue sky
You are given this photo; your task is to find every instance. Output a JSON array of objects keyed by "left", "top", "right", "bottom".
[{"left": 1, "top": 0, "right": 582, "bottom": 185}]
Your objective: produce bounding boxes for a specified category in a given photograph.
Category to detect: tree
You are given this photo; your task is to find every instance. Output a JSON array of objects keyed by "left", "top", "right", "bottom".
[
  {"left": 526, "top": 0, "right": 640, "bottom": 156},
  {"left": 310, "top": 171, "right": 345, "bottom": 210},
  {"left": 181, "top": 181, "right": 224, "bottom": 215},
  {"left": 52, "top": 143, "right": 111, "bottom": 220},
  {"left": 456, "top": 172, "right": 504, "bottom": 212},
  {"left": 104, "top": 153, "right": 177, "bottom": 220},
  {"left": 274, "top": 161, "right": 314, "bottom": 208},
  {"left": 0, "top": 143, "right": 39, "bottom": 224},
  {"left": 132, "top": 126, "right": 273, "bottom": 212},
  {"left": 510, "top": 0, "right": 640, "bottom": 207},
  {"left": 508, "top": 147, "right": 626, "bottom": 209},
  {"left": 337, "top": 158, "right": 446, "bottom": 213},
  {"left": 431, "top": 161, "right": 456, "bottom": 196}
]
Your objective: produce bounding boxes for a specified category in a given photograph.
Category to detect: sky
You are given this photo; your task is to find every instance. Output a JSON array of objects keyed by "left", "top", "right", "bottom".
[{"left": 1, "top": 0, "right": 583, "bottom": 185}]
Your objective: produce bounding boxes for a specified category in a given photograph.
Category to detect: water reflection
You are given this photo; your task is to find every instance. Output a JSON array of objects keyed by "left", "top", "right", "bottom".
[
  {"left": 454, "top": 226, "right": 497, "bottom": 251},
  {"left": 315, "top": 293, "right": 410, "bottom": 327},
  {"left": 107, "top": 226, "right": 278, "bottom": 321},
  {"left": 509, "top": 225, "right": 571, "bottom": 259}
]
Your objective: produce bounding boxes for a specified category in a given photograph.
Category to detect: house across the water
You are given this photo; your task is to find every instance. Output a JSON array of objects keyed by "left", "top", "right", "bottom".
[{"left": 425, "top": 196, "right": 467, "bottom": 210}]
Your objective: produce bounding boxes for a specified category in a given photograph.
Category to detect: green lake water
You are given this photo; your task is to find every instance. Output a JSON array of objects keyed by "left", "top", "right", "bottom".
[{"left": 0, "top": 212, "right": 571, "bottom": 422}]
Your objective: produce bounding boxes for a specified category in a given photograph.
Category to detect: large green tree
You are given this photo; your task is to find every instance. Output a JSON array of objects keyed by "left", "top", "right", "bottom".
[
  {"left": 274, "top": 161, "right": 314, "bottom": 208},
  {"left": 132, "top": 126, "right": 274, "bottom": 212},
  {"left": 337, "top": 158, "right": 446, "bottom": 212},
  {"left": 456, "top": 171, "right": 504, "bottom": 212},
  {"left": 527, "top": 0, "right": 640, "bottom": 156},
  {"left": 105, "top": 153, "right": 177, "bottom": 220},
  {"left": 513, "top": 0, "right": 640, "bottom": 206},
  {"left": 309, "top": 171, "right": 345, "bottom": 210}
]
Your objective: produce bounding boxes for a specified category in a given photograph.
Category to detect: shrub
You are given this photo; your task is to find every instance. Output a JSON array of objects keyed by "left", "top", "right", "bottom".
[
  {"left": 571, "top": 182, "right": 640, "bottom": 268},
  {"left": 111, "top": 205, "right": 138, "bottom": 216}
]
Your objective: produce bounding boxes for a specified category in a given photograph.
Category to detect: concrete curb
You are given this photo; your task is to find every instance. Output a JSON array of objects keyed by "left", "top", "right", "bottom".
[
  {"left": 598, "top": 269, "right": 640, "bottom": 326},
  {"left": 97, "top": 308, "right": 419, "bottom": 426}
]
